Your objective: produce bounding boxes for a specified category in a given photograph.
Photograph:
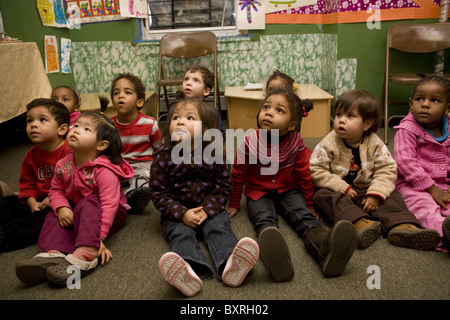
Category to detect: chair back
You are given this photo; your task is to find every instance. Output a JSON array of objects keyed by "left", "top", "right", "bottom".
[
  {"left": 159, "top": 31, "right": 217, "bottom": 58},
  {"left": 387, "top": 22, "right": 450, "bottom": 53}
]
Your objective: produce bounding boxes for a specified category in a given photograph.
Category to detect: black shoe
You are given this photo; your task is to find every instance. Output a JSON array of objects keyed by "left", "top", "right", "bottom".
[{"left": 126, "top": 187, "right": 151, "bottom": 213}]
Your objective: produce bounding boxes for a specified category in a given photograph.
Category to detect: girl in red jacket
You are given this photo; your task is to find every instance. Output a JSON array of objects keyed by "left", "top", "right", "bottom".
[
  {"left": 16, "top": 112, "right": 133, "bottom": 286},
  {"left": 227, "top": 89, "right": 357, "bottom": 281}
]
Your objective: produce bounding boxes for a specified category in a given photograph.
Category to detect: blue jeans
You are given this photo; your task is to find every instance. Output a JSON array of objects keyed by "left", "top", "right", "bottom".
[
  {"left": 246, "top": 189, "right": 321, "bottom": 237},
  {"left": 160, "top": 210, "right": 238, "bottom": 281}
]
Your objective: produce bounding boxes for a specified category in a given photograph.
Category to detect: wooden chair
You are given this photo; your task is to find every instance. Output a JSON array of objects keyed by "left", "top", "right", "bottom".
[
  {"left": 156, "top": 31, "right": 220, "bottom": 121},
  {"left": 382, "top": 22, "right": 450, "bottom": 144}
]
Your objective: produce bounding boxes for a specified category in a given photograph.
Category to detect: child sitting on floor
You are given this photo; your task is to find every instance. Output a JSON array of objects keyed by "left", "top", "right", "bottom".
[
  {"left": 110, "top": 73, "right": 162, "bottom": 213},
  {"left": 0, "top": 99, "right": 71, "bottom": 252},
  {"left": 310, "top": 89, "right": 440, "bottom": 250},
  {"left": 16, "top": 112, "right": 133, "bottom": 286}
]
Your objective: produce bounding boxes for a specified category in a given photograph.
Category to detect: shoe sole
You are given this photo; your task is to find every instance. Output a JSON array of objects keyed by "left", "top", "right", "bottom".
[
  {"left": 46, "top": 260, "right": 96, "bottom": 286},
  {"left": 222, "top": 238, "right": 259, "bottom": 287},
  {"left": 388, "top": 228, "right": 440, "bottom": 250},
  {"left": 357, "top": 221, "right": 382, "bottom": 249},
  {"left": 442, "top": 216, "right": 450, "bottom": 245},
  {"left": 16, "top": 257, "right": 65, "bottom": 286},
  {"left": 259, "top": 227, "right": 294, "bottom": 282},
  {"left": 159, "top": 252, "right": 202, "bottom": 297},
  {"left": 322, "top": 220, "right": 357, "bottom": 278}
]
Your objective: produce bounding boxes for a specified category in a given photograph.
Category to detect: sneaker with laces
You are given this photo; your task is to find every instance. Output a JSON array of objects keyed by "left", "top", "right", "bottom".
[{"left": 126, "top": 187, "right": 151, "bottom": 213}]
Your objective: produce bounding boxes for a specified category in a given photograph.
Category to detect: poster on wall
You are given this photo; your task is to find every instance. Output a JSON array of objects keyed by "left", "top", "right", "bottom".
[
  {"left": 61, "top": 38, "right": 72, "bottom": 74},
  {"left": 118, "top": 0, "right": 148, "bottom": 18},
  {"left": 44, "top": 35, "right": 59, "bottom": 73},
  {"left": 263, "top": 0, "right": 318, "bottom": 13},
  {"left": 65, "top": 0, "right": 128, "bottom": 24},
  {"left": 36, "top": 0, "right": 68, "bottom": 27},
  {"left": 237, "top": 1, "right": 266, "bottom": 30}
]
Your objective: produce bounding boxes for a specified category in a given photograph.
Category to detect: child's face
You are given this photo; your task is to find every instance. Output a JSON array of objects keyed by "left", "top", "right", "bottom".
[
  {"left": 334, "top": 106, "right": 373, "bottom": 145},
  {"left": 182, "top": 71, "right": 210, "bottom": 100},
  {"left": 67, "top": 116, "right": 102, "bottom": 152},
  {"left": 409, "top": 82, "right": 449, "bottom": 131},
  {"left": 51, "top": 87, "right": 79, "bottom": 114},
  {"left": 111, "top": 78, "right": 144, "bottom": 117},
  {"left": 26, "top": 106, "right": 67, "bottom": 150},
  {"left": 258, "top": 94, "right": 296, "bottom": 135},
  {"left": 169, "top": 103, "right": 202, "bottom": 144}
]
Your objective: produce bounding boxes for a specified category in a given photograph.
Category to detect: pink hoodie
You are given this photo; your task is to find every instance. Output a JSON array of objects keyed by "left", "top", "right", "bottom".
[{"left": 50, "top": 153, "right": 134, "bottom": 239}]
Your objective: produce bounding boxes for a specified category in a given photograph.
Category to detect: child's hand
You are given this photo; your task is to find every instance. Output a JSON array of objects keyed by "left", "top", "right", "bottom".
[
  {"left": 426, "top": 185, "right": 450, "bottom": 209},
  {"left": 27, "top": 197, "right": 41, "bottom": 213},
  {"left": 345, "top": 188, "right": 357, "bottom": 198},
  {"left": 310, "top": 207, "right": 323, "bottom": 222},
  {"left": 227, "top": 207, "right": 239, "bottom": 218},
  {"left": 97, "top": 239, "right": 112, "bottom": 265},
  {"left": 37, "top": 197, "right": 51, "bottom": 210},
  {"left": 182, "top": 206, "right": 206, "bottom": 229},
  {"left": 362, "top": 195, "right": 380, "bottom": 213},
  {"left": 57, "top": 207, "right": 74, "bottom": 228}
]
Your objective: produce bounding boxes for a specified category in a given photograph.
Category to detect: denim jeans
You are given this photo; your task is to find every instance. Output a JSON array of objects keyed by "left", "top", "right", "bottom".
[
  {"left": 246, "top": 189, "right": 321, "bottom": 237},
  {"left": 160, "top": 210, "right": 238, "bottom": 281}
]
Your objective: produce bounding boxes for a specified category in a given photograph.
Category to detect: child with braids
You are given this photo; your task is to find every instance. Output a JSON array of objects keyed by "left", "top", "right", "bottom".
[
  {"left": 394, "top": 75, "right": 450, "bottom": 252},
  {"left": 228, "top": 88, "right": 357, "bottom": 282}
]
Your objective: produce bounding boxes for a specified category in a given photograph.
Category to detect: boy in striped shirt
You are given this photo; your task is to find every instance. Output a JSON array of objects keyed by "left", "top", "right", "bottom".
[{"left": 110, "top": 73, "right": 162, "bottom": 213}]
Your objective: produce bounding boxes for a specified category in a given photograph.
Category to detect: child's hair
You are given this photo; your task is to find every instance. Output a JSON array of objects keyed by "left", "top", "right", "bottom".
[
  {"left": 411, "top": 74, "right": 450, "bottom": 103},
  {"left": 98, "top": 96, "right": 110, "bottom": 113},
  {"left": 185, "top": 65, "right": 214, "bottom": 91},
  {"left": 26, "top": 98, "right": 70, "bottom": 137},
  {"left": 52, "top": 86, "right": 81, "bottom": 106},
  {"left": 77, "top": 112, "right": 123, "bottom": 165},
  {"left": 266, "top": 69, "right": 296, "bottom": 92},
  {"left": 161, "top": 98, "right": 219, "bottom": 148},
  {"left": 110, "top": 72, "right": 146, "bottom": 103},
  {"left": 335, "top": 89, "right": 381, "bottom": 137},
  {"left": 264, "top": 88, "right": 314, "bottom": 132}
]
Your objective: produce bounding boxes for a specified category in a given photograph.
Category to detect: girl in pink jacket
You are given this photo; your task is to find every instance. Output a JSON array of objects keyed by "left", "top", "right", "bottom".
[
  {"left": 16, "top": 112, "right": 134, "bottom": 286},
  {"left": 394, "top": 75, "right": 450, "bottom": 252}
]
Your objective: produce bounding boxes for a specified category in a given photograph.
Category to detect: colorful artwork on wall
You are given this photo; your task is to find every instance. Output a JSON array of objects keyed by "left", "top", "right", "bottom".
[
  {"left": 265, "top": 0, "right": 449, "bottom": 24},
  {"left": 65, "top": 0, "right": 127, "bottom": 24}
]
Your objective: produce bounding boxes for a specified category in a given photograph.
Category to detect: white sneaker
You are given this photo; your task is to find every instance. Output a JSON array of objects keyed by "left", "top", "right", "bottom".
[
  {"left": 159, "top": 252, "right": 202, "bottom": 297},
  {"left": 222, "top": 237, "right": 259, "bottom": 287}
]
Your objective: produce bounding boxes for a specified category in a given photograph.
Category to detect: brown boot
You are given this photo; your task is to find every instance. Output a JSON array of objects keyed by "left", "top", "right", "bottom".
[
  {"left": 258, "top": 226, "right": 294, "bottom": 282},
  {"left": 303, "top": 220, "right": 357, "bottom": 277},
  {"left": 388, "top": 223, "right": 440, "bottom": 250},
  {"left": 354, "top": 218, "right": 383, "bottom": 249},
  {"left": 443, "top": 216, "right": 450, "bottom": 248}
]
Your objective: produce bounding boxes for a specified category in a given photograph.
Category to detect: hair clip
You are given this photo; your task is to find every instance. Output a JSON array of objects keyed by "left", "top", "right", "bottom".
[
  {"left": 303, "top": 106, "right": 308, "bottom": 118},
  {"left": 293, "top": 82, "right": 299, "bottom": 91}
]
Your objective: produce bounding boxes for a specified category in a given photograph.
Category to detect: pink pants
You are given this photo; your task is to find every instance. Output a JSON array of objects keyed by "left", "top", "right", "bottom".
[
  {"left": 38, "top": 196, "right": 127, "bottom": 253},
  {"left": 397, "top": 183, "right": 450, "bottom": 252}
]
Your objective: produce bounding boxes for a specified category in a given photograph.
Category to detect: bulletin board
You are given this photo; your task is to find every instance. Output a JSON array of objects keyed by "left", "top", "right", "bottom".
[{"left": 266, "top": 0, "right": 449, "bottom": 24}]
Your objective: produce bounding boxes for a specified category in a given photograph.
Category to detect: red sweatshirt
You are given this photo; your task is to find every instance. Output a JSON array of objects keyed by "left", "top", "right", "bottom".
[{"left": 228, "top": 130, "right": 314, "bottom": 209}]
